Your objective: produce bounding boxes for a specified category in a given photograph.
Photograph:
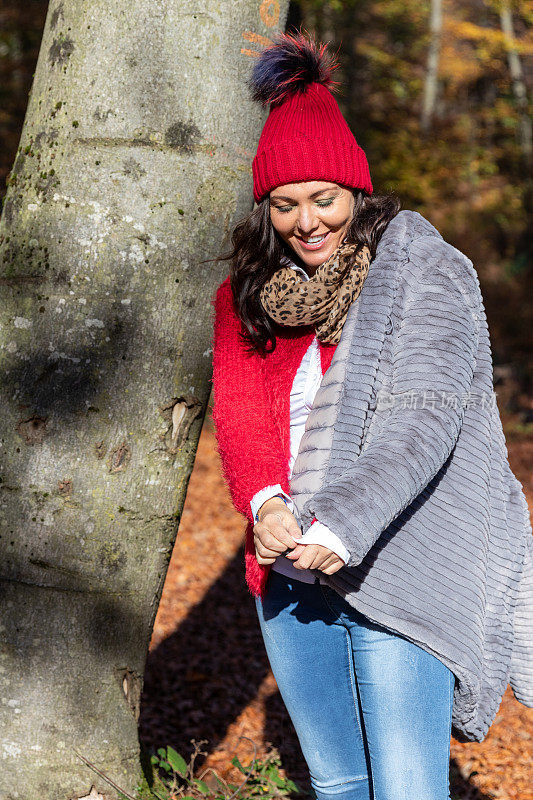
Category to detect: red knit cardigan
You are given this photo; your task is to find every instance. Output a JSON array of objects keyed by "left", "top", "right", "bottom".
[{"left": 210, "top": 276, "right": 338, "bottom": 598}]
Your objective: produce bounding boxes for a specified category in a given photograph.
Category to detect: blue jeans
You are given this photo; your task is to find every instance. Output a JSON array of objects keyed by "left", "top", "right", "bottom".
[{"left": 254, "top": 570, "right": 455, "bottom": 800}]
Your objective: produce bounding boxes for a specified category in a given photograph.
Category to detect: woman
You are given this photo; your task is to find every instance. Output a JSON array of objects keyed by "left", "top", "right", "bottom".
[{"left": 210, "top": 31, "right": 532, "bottom": 800}]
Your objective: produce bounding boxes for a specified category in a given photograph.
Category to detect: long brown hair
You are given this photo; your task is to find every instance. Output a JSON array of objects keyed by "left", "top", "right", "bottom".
[{"left": 213, "top": 188, "right": 401, "bottom": 357}]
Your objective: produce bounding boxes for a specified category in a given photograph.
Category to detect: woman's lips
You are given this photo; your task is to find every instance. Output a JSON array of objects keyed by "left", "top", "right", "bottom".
[{"left": 296, "top": 231, "right": 331, "bottom": 251}]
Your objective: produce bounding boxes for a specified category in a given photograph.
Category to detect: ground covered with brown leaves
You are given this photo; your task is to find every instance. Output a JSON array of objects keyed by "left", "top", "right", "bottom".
[{"left": 139, "top": 411, "right": 533, "bottom": 800}]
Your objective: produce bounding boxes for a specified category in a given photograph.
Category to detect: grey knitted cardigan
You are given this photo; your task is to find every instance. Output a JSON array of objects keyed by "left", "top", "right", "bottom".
[{"left": 288, "top": 209, "right": 533, "bottom": 744}]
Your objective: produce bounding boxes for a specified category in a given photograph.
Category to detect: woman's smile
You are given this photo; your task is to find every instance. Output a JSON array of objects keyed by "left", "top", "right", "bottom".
[{"left": 296, "top": 231, "right": 331, "bottom": 250}]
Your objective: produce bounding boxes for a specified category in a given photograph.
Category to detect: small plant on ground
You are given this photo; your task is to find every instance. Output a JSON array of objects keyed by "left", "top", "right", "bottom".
[{"left": 76, "top": 737, "right": 305, "bottom": 800}]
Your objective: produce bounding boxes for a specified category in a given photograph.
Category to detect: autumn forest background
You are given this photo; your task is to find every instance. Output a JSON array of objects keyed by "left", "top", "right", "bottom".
[
  {"left": 3, "top": 0, "right": 532, "bottom": 410},
  {"left": 0, "top": 1, "right": 531, "bottom": 799}
]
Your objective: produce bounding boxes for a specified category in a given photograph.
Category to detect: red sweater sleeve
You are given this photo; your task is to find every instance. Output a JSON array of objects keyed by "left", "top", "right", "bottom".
[{"left": 210, "top": 276, "right": 288, "bottom": 524}]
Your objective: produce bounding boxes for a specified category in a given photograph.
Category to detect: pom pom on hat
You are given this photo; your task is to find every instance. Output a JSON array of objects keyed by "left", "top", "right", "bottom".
[
  {"left": 249, "top": 28, "right": 373, "bottom": 203},
  {"left": 248, "top": 29, "right": 340, "bottom": 107}
]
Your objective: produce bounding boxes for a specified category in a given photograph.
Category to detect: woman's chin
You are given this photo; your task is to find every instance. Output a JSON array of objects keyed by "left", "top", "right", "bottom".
[{"left": 297, "top": 244, "right": 337, "bottom": 268}]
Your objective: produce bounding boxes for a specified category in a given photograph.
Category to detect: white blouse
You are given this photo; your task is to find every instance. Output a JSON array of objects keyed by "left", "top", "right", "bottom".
[{"left": 249, "top": 263, "right": 350, "bottom": 583}]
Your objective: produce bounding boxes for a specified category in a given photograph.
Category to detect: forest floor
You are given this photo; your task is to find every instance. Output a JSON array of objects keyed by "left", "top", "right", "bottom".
[{"left": 139, "top": 410, "right": 533, "bottom": 800}]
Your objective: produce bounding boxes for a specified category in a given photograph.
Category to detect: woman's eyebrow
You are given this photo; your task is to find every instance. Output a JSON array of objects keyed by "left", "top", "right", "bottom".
[{"left": 270, "top": 188, "right": 337, "bottom": 202}]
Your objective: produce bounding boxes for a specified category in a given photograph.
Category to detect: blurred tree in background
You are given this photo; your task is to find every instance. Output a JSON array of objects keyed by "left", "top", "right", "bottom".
[{"left": 1, "top": 0, "right": 532, "bottom": 412}]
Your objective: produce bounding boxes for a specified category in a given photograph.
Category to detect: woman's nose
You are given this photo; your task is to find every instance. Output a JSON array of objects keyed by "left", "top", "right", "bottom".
[{"left": 296, "top": 206, "right": 320, "bottom": 234}]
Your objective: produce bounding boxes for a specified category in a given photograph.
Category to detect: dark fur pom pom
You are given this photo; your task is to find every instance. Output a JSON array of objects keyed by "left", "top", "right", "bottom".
[{"left": 248, "top": 29, "right": 340, "bottom": 107}]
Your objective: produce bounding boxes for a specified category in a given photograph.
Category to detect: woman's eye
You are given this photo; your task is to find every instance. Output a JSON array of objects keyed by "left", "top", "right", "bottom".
[{"left": 274, "top": 198, "right": 334, "bottom": 214}]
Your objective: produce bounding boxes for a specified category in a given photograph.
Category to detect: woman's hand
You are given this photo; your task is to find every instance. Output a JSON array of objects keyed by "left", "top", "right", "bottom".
[
  {"left": 253, "top": 497, "right": 303, "bottom": 565},
  {"left": 286, "top": 544, "right": 345, "bottom": 575},
  {"left": 253, "top": 497, "right": 345, "bottom": 574}
]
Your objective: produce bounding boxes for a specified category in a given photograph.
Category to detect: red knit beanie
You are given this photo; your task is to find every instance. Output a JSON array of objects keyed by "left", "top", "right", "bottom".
[{"left": 249, "top": 30, "right": 373, "bottom": 204}]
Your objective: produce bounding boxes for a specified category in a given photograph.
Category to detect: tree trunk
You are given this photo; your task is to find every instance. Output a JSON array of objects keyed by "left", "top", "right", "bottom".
[
  {"left": 498, "top": 0, "right": 532, "bottom": 168},
  {"left": 0, "top": 1, "right": 288, "bottom": 798},
  {"left": 421, "top": 0, "right": 442, "bottom": 133}
]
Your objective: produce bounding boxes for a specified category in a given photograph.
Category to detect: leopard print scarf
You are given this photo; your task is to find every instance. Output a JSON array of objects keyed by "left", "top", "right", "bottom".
[{"left": 259, "top": 240, "right": 371, "bottom": 344}]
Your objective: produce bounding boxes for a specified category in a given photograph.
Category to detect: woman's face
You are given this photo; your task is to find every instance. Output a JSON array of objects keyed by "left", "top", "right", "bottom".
[{"left": 269, "top": 180, "right": 355, "bottom": 274}]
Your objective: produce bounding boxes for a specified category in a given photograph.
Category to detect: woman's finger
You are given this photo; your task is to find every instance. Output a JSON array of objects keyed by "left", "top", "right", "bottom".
[
  {"left": 285, "top": 543, "right": 306, "bottom": 560},
  {"left": 254, "top": 537, "right": 284, "bottom": 559},
  {"left": 254, "top": 541, "right": 280, "bottom": 564},
  {"left": 292, "top": 544, "right": 323, "bottom": 570},
  {"left": 253, "top": 520, "right": 286, "bottom": 551},
  {"left": 283, "top": 515, "right": 304, "bottom": 540},
  {"left": 269, "top": 513, "right": 302, "bottom": 549},
  {"left": 255, "top": 553, "right": 277, "bottom": 565},
  {"left": 308, "top": 549, "right": 337, "bottom": 570},
  {"left": 292, "top": 545, "right": 344, "bottom": 571},
  {"left": 315, "top": 553, "right": 337, "bottom": 570},
  {"left": 320, "top": 559, "right": 345, "bottom": 575},
  {"left": 259, "top": 515, "right": 300, "bottom": 551}
]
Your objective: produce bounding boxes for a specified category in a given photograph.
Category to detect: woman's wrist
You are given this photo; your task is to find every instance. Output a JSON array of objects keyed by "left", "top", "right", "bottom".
[{"left": 257, "top": 494, "right": 289, "bottom": 523}]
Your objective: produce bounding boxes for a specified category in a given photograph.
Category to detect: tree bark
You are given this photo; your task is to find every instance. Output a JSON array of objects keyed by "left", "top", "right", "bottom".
[
  {"left": 421, "top": 0, "right": 443, "bottom": 133},
  {"left": 0, "top": 1, "right": 288, "bottom": 798}
]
